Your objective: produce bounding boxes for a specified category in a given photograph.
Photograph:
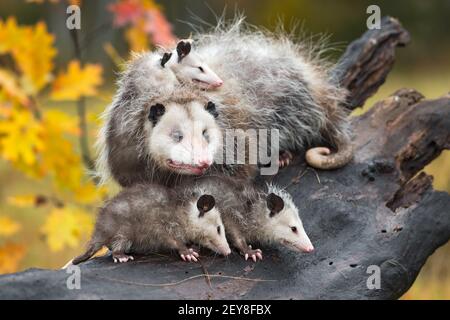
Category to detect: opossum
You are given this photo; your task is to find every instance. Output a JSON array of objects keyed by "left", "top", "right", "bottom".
[
  {"left": 161, "top": 39, "right": 223, "bottom": 88},
  {"left": 72, "top": 183, "right": 231, "bottom": 265},
  {"left": 96, "top": 85, "right": 224, "bottom": 187},
  {"left": 177, "top": 176, "right": 314, "bottom": 261},
  {"left": 194, "top": 17, "right": 353, "bottom": 169},
  {"left": 97, "top": 19, "right": 352, "bottom": 187}
]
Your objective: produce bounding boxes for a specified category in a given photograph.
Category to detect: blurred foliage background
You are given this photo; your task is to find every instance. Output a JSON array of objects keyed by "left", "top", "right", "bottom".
[{"left": 0, "top": 0, "right": 448, "bottom": 299}]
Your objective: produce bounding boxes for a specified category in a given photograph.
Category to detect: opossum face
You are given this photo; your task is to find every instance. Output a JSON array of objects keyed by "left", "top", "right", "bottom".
[
  {"left": 167, "top": 40, "right": 223, "bottom": 88},
  {"left": 187, "top": 195, "right": 231, "bottom": 256},
  {"left": 265, "top": 192, "right": 314, "bottom": 253},
  {"left": 147, "top": 100, "right": 222, "bottom": 175}
]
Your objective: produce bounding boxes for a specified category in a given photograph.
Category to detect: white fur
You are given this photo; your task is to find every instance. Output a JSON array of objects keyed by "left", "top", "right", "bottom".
[
  {"left": 264, "top": 185, "right": 314, "bottom": 252},
  {"left": 148, "top": 100, "right": 222, "bottom": 175},
  {"left": 187, "top": 199, "right": 231, "bottom": 256}
]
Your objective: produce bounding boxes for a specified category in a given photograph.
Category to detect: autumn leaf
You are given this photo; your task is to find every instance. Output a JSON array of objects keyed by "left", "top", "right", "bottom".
[
  {"left": 0, "top": 243, "right": 26, "bottom": 274},
  {"left": 108, "top": 0, "right": 144, "bottom": 27},
  {"left": 12, "top": 22, "right": 57, "bottom": 94},
  {"left": 143, "top": 8, "right": 176, "bottom": 47},
  {"left": 39, "top": 110, "right": 84, "bottom": 190},
  {"left": 0, "top": 107, "right": 44, "bottom": 166},
  {"left": 51, "top": 60, "right": 103, "bottom": 101},
  {"left": 0, "top": 17, "right": 23, "bottom": 54},
  {"left": 108, "top": 0, "right": 176, "bottom": 49},
  {"left": 125, "top": 23, "right": 150, "bottom": 52},
  {"left": 0, "top": 68, "right": 30, "bottom": 107},
  {"left": 41, "top": 207, "right": 93, "bottom": 252},
  {"left": 0, "top": 216, "right": 21, "bottom": 237}
]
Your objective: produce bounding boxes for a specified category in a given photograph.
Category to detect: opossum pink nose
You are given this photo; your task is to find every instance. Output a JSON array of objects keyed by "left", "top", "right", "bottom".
[
  {"left": 305, "top": 245, "right": 314, "bottom": 253},
  {"left": 214, "top": 80, "right": 223, "bottom": 87},
  {"left": 198, "top": 160, "right": 212, "bottom": 168}
]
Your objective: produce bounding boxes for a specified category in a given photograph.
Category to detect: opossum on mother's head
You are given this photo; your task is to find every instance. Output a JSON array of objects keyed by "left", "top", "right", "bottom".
[
  {"left": 194, "top": 16, "right": 353, "bottom": 169},
  {"left": 125, "top": 39, "right": 223, "bottom": 95},
  {"left": 96, "top": 85, "right": 224, "bottom": 187}
]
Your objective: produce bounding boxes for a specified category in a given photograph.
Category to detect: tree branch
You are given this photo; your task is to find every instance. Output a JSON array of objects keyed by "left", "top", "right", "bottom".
[{"left": 69, "top": 28, "right": 96, "bottom": 174}]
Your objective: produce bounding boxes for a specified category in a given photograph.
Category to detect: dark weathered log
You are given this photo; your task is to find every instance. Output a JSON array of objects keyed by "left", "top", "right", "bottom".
[
  {"left": 334, "top": 16, "right": 410, "bottom": 110},
  {"left": 0, "top": 18, "right": 449, "bottom": 300}
]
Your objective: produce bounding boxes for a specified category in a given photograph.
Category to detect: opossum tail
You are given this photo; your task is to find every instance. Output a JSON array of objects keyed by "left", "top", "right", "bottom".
[
  {"left": 305, "top": 135, "right": 353, "bottom": 170},
  {"left": 72, "top": 242, "right": 104, "bottom": 265}
]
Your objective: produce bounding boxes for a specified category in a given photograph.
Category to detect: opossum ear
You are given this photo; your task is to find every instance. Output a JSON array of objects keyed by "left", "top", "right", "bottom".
[
  {"left": 197, "top": 194, "right": 215, "bottom": 217},
  {"left": 267, "top": 193, "right": 284, "bottom": 217},
  {"left": 176, "top": 40, "right": 191, "bottom": 61},
  {"left": 206, "top": 101, "right": 219, "bottom": 118},
  {"left": 160, "top": 52, "right": 172, "bottom": 67},
  {"left": 148, "top": 103, "right": 165, "bottom": 126}
]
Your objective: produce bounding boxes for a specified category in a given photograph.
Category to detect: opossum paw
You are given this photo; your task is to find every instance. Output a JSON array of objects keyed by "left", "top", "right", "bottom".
[
  {"left": 278, "top": 151, "right": 293, "bottom": 168},
  {"left": 112, "top": 253, "right": 134, "bottom": 263},
  {"left": 242, "top": 245, "right": 263, "bottom": 262},
  {"left": 179, "top": 248, "right": 199, "bottom": 262}
]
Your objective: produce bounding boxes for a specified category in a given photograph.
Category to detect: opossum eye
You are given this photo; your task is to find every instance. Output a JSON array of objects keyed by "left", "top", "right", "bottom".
[
  {"left": 202, "top": 129, "right": 209, "bottom": 142},
  {"left": 148, "top": 103, "right": 165, "bottom": 126},
  {"left": 172, "top": 130, "right": 183, "bottom": 142},
  {"left": 217, "top": 226, "right": 221, "bottom": 235},
  {"left": 291, "top": 226, "right": 298, "bottom": 233},
  {"left": 198, "top": 66, "right": 204, "bottom": 72},
  {"left": 206, "top": 101, "right": 218, "bottom": 118}
]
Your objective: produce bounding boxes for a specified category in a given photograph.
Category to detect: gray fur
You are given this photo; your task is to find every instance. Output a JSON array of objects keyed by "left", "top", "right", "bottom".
[
  {"left": 72, "top": 183, "right": 228, "bottom": 264},
  {"left": 195, "top": 17, "right": 353, "bottom": 167},
  {"left": 177, "top": 175, "right": 313, "bottom": 258},
  {"left": 97, "top": 17, "right": 353, "bottom": 188}
]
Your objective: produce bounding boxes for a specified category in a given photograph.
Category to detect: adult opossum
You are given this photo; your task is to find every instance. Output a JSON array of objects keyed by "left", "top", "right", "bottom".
[
  {"left": 194, "top": 17, "right": 353, "bottom": 169},
  {"left": 72, "top": 183, "right": 231, "bottom": 265},
  {"left": 97, "top": 85, "right": 224, "bottom": 187},
  {"left": 177, "top": 175, "right": 314, "bottom": 261}
]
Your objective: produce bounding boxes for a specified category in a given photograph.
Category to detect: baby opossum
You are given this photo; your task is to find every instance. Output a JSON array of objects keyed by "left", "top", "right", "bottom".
[
  {"left": 72, "top": 183, "right": 231, "bottom": 265},
  {"left": 177, "top": 176, "right": 314, "bottom": 261},
  {"left": 195, "top": 17, "right": 353, "bottom": 169},
  {"left": 161, "top": 39, "right": 223, "bottom": 88}
]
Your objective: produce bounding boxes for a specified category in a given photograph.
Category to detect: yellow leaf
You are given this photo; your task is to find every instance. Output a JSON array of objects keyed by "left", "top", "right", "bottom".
[
  {"left": 0, "top": 68, "right": 30, "bottom": 106},
  {"left": 74, "top": 182, "right": 107, "bottom": 204},
  {"left": 41, "top": 207, "right": 93, "bottom": 252},
  {"left": 0, "top": 17, "right": 23, "bottom": 54},
  {"left": 43, "top": 110, "right": 80, "bottom": 136},
  {"left": 12, "top": 22, "right": 57, "bottom": 94},
  {"left": 0, "top": 216, "right": 21, "bottom": 237},
  {"left": 51, "top": 60, "right": 103, "bottom": 101},
  {"left": 0, "top": 243, "right": 26, "bottom": 274},
  {"left": 0, "top": 107, "right": 44, "bottom": 165},
  {"left": 125, "top": 23, "right": 149, "bottom": 52},
  {"left": 7, "top": 195, "right": 38, "bottom": 208},
  {"left": 40, "top": 110, "right": 84, "bottom": 190}
]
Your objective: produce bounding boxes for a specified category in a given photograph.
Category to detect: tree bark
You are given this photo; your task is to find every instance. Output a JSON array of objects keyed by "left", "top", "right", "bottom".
[{"left": 0, "top": 17, "right": 448, "bottom": 300}]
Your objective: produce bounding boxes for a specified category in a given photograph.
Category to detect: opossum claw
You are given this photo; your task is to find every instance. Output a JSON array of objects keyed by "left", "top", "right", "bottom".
[
  {"left": 112, "top": 254, "right": 133, "bottom": 263},
  {"left": 242, "top": 246, "right": 263, "bottom": 261},
  {"left": 278, "top": 151, "right": 293, "bottom": 168},
  {"left": 180, "top": 254, "right": 186, "bottom": 261}
]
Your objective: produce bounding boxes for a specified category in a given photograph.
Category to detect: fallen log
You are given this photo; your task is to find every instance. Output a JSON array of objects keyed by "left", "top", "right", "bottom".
[{"left": 0, "top": 17, "right": 448, "bottom": 300}]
